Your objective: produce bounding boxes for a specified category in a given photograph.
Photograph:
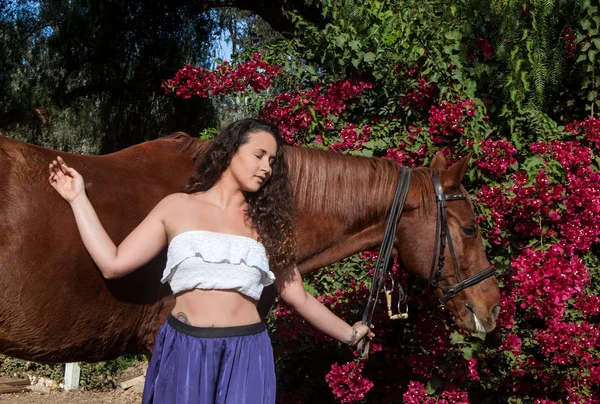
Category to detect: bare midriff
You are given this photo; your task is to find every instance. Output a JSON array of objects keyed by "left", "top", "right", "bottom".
[{"left": 171, "top": 289, "right": 261, "bottom": 327}]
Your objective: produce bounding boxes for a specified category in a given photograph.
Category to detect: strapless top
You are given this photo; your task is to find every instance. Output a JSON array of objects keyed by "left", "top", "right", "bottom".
[{"left": 160, "top": 230, "right": 275, "bottom": 300}]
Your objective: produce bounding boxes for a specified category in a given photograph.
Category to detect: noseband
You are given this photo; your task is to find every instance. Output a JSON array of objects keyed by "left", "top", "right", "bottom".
[{"left": 358, "top": 168, "right": 495, "bottom": 358}]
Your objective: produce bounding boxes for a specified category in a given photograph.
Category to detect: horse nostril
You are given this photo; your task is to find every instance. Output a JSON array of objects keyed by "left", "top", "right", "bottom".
[
  {"left": 465, "top": 302, "right": 475, "bottom": 313},
  {"left": 490, "top": 305, "right": 501, "bottom": 322}
]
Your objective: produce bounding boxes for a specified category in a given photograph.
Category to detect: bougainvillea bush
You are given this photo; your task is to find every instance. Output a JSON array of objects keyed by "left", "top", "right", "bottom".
[{"left": 165, "top": 0, "right": 600, "bottom": 402}]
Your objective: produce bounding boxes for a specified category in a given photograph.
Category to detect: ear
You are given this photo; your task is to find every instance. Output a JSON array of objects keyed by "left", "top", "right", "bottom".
[
  {"left": 429, "top": 152, "right": 448, "bottom": 170},
  {"left": 442, "top": 153, "right": 472, "bottom": 189}
]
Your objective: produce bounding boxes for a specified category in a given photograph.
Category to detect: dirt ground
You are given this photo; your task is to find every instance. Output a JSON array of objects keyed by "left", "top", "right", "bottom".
[
  {"left": 0, "top": 362, "right": 147, "bottom": 403},
  {"left": 0, "top": 389, "right": 142, "bottom": 403}
]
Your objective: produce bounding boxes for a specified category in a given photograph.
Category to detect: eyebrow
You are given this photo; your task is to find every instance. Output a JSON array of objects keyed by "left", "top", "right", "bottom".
[{"left": 255, "top": 148, "right": 276, "bottom": 158}]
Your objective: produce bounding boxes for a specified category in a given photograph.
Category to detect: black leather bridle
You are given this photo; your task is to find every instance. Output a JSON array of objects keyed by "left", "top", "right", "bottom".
[
  {"left": 429, "top": 172, "right": 496, "bottom": 304},
  {"left": 357, "top": 169, "right": 495, "bottom": 358}
]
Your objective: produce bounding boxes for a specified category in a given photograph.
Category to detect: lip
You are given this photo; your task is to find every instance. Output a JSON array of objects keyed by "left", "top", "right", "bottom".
[{"left": 255, "top": 176, "right": 266, "bottom": 183}]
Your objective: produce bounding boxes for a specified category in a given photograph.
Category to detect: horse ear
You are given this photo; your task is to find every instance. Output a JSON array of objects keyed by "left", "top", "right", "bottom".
[
  {"left": 429, "top": 152, "right": 448, "bottom": 170},
  {"left": 442, "top": 153, "right": 472, "bottom": 189}
]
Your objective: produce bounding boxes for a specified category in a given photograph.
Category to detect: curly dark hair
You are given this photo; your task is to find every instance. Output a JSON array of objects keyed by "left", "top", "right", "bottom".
[{"left": 180, "top": 118, "right": 296, "bottom": 275}]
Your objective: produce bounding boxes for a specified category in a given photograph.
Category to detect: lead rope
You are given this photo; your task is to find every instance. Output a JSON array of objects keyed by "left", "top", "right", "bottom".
[{"left": 357, "top": 168, "right": 412, "bottom": 359}]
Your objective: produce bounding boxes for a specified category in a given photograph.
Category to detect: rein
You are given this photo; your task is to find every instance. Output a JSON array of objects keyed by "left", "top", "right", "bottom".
[{"left": 357, "top": 170, "right": 495, "bottom": 359}]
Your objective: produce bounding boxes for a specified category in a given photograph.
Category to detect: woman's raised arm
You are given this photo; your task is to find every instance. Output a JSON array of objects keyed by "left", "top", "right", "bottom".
[{"left": 49, "top": 156, "right": 169, "bottom": 279}]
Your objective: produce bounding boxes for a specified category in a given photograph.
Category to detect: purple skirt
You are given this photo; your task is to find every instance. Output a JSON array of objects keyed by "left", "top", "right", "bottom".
[{"left": 142, "top": 314, "right": 276, "bottom": 404}]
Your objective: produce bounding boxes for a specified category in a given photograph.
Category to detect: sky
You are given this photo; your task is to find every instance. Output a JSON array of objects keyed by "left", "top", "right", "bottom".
[{"left": 215, "top": 35, "right": 233, "bottom": 64}]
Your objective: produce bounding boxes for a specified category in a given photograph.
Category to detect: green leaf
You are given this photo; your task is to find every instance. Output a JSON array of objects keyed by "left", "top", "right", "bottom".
[
  {"left": 462, "top": 346, "right": 474, "bottom": 360},
  {"left": 445, "top": 30, "right": 462, "bottom": 41},
  {"left": 521, "top": 71, "right": 530, "bottom": 91},
  {"left": 425, "top": 376, "right": 443, "bottom": 394},
  {"left": 373, "top": 139, "right": 388, "bottom": 149},
  {"left": 364, "top": 52, "right": 376, "bottom": 63},
  {"left": 511, "top": 130, "right": 523, "bottom": 150},
  {"left": 335, "top": 34, "right": 348, "bottom": 48},
  {"left": 523, "top": 156, "right": 545, "bottom": 171},
  {"left": 349, "top": 40, "right": 361, "bottom": 51},
  {"left": 450, "top": 331, "right": 465, "bottom": 345},
  {"left": 582, "top": 19, "right": 592, "bottom": 31}
]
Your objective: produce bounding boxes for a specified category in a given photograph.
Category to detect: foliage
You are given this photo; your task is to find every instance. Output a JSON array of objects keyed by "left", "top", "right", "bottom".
[
  {"left": 78, "top": 355, "right": 147, "bottom": 390},
  {"left": 0, "top": 354, "right": 65, "bottom": 383},
  {"left": 0, "top": 353, "right": 146, "bottom": 390},
  {"left": 0, "top": 0, "right": 219, "bottom": 153},
  {"left": 166, "top": 0, "right": 600, "bottom": 402}
]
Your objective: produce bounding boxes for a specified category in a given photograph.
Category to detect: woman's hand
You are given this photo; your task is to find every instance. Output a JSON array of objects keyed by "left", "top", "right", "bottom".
[
  {"left": 348, "top": 322, "right": 375, "bottom": 346},
  {"left": 48, "top": 156, "right": 86, "bottom": 204}
]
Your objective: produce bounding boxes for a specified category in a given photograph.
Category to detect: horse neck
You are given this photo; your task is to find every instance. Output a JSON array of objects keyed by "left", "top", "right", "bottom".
[{"left": 287, "top": 146, "right": 406, "bottom": 271}]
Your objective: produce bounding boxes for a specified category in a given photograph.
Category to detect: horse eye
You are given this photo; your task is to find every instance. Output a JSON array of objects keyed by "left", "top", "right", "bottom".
[{"left": 462, "top": 225, "right": 477, "bottom": 237}]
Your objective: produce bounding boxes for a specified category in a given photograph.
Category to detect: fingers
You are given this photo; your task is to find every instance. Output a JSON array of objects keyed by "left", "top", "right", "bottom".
[
  {"left": 56, "top": 156, "right": 68, "bottom": 175},
  {"left": 364, "top": 325, "right": 375, "bottom": 339},
  {"left": 49, "top": 156, "right": 73, "bottom": 178},
  {"left": 368, "top": 323, "right": 375, "bottom": 339},
  {"left": 48, "top": 161, "right": 59, "bottom": 183},
  {"left": 354, "top": 323, "right": 375, "bottom": 341}
]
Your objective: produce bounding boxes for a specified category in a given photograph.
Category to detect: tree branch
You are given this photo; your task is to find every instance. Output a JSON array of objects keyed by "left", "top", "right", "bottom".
[{"left": 171, "top": 0, "right": 326, "bottom": 34}]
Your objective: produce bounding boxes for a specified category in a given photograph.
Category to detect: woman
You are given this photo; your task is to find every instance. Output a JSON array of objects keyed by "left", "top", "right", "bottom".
[{"left": 49, "top": 118, "right": 374, "bottom": 403}]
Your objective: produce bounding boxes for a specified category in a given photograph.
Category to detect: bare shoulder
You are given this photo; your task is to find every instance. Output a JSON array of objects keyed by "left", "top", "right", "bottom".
[
  {"left": 157, "top": 192, "right": 211, "bottom": 219},
  {"left": 156, "top": 192, "right": 193, "bottom": 210}
]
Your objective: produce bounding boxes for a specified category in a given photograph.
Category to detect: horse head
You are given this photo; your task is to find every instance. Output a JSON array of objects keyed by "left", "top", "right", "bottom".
[{"left": 395, "top": 152, "right": 500, "bottom": 333}]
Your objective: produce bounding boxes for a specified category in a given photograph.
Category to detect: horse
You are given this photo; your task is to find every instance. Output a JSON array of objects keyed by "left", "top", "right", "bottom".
[{"left": 0, "top": 133, "right": 500, "bottom": 363}]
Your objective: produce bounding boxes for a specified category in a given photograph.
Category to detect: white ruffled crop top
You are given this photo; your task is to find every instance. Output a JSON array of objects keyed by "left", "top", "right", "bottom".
[{"left": 160, "top": 230, "right": 276, "bottom": 301}]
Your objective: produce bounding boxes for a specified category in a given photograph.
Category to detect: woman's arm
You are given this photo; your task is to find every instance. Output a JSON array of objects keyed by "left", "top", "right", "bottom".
[
  {"left": 49, "top": 156, "right": 169, "bottom": 279},
  {"left": 276, "top": 266, "right": 374, "bottom": 345}
]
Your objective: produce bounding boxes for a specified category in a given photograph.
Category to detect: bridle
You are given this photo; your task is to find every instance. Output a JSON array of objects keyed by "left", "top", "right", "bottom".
[
  {"left": 357, "top": 168, "right": 495, "bottom": 358},
  {"left": 428, "top": 171, "right": 495, "bottom": 304}
]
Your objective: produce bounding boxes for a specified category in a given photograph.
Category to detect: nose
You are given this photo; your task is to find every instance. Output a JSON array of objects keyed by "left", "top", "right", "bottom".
[
  {"left": 465, "top": 302, "right": 501, "bottom": 324},
  {"left": 261, "top": 161, "right": 272, "bottom": 175},
  {"left": 490, "top": 304, "right": 501, "bottom": 322}
]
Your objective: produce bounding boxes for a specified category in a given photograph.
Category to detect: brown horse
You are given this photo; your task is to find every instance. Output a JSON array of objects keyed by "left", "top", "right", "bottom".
[{"left": 0, "top": 133, "right": 500, "bottom": 363}]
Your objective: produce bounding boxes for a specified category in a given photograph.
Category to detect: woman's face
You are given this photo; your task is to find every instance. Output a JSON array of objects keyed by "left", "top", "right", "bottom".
[{"left": 228, "top": 130, "right": 278, "bottom": 193}]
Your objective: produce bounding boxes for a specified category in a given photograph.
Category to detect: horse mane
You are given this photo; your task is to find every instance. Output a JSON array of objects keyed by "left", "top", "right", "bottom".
[
  {"left": 163, "top": 132, "right": 212, "bottom": 160},
  {"left": 285, "top": 147, "right": 403, "bottom": 228},
  {"left": 410, "top": 167, "right": 437, "bottom": 216}
]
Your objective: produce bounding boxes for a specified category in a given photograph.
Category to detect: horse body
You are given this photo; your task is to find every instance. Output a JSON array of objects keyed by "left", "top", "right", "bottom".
[{"left": 0, "top": 134, "right": 500, "bottom": 363}]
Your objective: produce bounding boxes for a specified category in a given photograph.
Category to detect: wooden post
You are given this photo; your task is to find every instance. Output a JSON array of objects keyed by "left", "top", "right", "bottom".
[{"left": 64, "top": 363, "right": 80, "bottom": 391}]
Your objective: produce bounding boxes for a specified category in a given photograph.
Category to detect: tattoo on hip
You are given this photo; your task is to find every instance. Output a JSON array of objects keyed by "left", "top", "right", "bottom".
[{"left": 175, "top": 312, "right": 191, "bottom": 325}]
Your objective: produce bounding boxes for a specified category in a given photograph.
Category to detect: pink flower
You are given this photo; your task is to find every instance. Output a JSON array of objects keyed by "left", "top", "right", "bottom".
[
  {"left": 476, "top": 139, "right": 518, "bottom": 177},
  {"left": 325, "top": 361, "right": 374, "bottom": 403},
  {"left": 403, "top": 381, "right": 429, "bottom": 404},
  {"left": 164, "top": 53, "right": 280, "bottom": 98}
]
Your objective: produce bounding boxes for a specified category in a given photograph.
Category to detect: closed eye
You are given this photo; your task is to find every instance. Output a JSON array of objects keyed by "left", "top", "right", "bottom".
[{"left": 462, "top": 225, "right": 477, "bottom": 237}]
